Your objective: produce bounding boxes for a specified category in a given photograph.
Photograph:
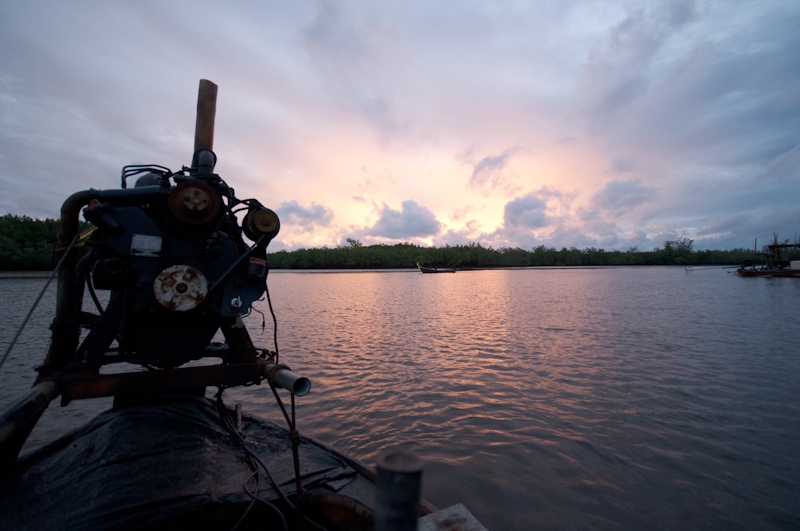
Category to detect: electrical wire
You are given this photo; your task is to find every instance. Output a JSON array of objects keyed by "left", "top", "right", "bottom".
[
  {"left": 228, "top": 434, "right": 288, "bottom": 531},
  {"left": 214, "top": 395, "right": 274, "bottom": 530},
  {"left": 242, "top": 475, "right": 287, "bottom": 531},
  {"left": 215, "top": 390, "right": 332, "bottom": 531},
  {"left": 216, "top": 391, "right": 291, "bottom": 502},
  {"left": 249, "top": 306, "right": 266, "bottom": 333},
  {"left": 85, "top": 265, "right": 104, "bottom": 315},
  {"left": 229, "top": 471, "right": 259, "bottom": 531}
]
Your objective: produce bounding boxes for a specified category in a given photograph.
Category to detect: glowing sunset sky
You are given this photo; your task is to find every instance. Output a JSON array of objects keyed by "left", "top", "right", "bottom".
[{"left": 1, "top": 1, "right": 798, "bottom": 251}]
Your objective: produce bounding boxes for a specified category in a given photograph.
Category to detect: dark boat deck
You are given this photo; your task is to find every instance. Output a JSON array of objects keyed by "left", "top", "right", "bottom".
[{"left": 0, "top": 396, "right": 377, "bottom": 530}]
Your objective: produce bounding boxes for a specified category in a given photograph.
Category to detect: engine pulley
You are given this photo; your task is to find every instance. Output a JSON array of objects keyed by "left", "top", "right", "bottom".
[
  {"left": 153, "top": 265, "right": 208, "bottom": 311},
  {"left": 168, "top": 181, "right": 220, "bottom": 224},
  {"left": 243, "top": 206, "right": 280, "bottom": 241}
]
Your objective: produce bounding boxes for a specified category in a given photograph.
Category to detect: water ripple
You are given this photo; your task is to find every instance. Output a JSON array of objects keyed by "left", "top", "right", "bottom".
[{"left": 1, "top": 268, "right": 799, "bottom": 529}]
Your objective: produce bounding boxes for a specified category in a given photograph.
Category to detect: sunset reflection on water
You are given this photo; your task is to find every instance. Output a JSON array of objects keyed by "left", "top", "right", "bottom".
[
  {"left": 2, "top": 268, "right": 798, "bottom": 530},
  {"left": 232, "top": 268, "right": 800, "bottom": 529}
]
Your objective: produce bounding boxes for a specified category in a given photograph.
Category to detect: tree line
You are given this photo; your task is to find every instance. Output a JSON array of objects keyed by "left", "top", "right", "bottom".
[
  {"left": 0, "top": 215, "right": 760, "bottom": 271},
  {"left": 268, "top": 237, "right": 758, "bottom": 269},
  {"left": 0, "top": 215, "right": 61, "bottom": 271}
]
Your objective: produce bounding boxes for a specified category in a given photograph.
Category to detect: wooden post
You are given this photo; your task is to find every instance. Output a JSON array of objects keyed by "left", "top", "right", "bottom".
[{"left": 375, "top": 450, "right": 423, "bottom": 531}]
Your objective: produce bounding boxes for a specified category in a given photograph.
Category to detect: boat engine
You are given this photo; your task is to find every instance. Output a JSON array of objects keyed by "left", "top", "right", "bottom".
[
  {"left": 0, "top": 80, "right": 317, "bottom": 466},
  {"left": 42, "top": 80, "right": 281, "bottom": 373},
  {"left": 75, "top": 158, "right": 278, "bottom": 368}
]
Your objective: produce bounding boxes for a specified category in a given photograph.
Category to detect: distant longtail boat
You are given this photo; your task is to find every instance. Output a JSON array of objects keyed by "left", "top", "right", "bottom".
[{"left": 417, "top": 262, "right": 457, "bottom": 273}]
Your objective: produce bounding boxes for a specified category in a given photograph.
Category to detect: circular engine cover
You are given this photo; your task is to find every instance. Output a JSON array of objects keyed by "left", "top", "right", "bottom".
[{"left": 153, "top": 265, "right": 208, "bottom": 311}]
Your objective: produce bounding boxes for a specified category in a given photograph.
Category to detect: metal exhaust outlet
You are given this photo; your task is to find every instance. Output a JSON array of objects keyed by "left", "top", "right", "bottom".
[{"left": 264, "top": 362, "right": 311, "bottom": 396}]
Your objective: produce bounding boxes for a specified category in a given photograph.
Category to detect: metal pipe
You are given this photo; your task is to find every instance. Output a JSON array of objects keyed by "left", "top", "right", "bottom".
[
  {"left": 89, "top": 185, "right": 170, "bottom": 204},
  {"left": 263, "top": 363, "right": 311, "bottom": 396},
  {"left": 374, "top": 449, "right": 424, "bottom": 531},
  {"left": 36, "top": 190, "right": 94, "bottom": 383},
  {"left": 55, "top": 190, "right": 93, "bottom": 251}
]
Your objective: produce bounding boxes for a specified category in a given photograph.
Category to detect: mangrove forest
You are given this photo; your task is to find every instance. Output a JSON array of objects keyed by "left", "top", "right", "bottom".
[{"left": 0, "top": 215, "right": 759, "bottom": 271}]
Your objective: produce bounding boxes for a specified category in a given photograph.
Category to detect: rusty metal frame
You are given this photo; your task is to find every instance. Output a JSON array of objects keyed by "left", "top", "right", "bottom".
[{"left": 59, "top": 360, "right": 268, "bottom": 404}]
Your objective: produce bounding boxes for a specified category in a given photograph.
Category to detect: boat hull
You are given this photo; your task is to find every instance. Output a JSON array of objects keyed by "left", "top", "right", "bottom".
[
  {"left": 737, "top": 268, "right": 800, "bottom": 277},
  {"left": 418, "top": 266, "right": 456, "bottom": 273}
]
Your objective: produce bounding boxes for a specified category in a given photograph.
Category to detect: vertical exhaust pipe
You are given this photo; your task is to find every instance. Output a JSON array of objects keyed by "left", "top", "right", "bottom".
[
  {"left": 194, "top": 79, "right": 218, "bottom": 152},
  {"left": 192, "top": 80, "right": 218, "bottom": 176}
]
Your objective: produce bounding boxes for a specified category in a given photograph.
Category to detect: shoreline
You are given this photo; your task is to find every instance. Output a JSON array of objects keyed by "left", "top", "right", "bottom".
[{"left": 0, "top": 271, "right": 53, "bottom": 279}]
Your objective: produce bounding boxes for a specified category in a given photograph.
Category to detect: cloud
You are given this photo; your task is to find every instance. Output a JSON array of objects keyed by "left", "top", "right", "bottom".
[
  {"left": 696, "top": 213, "right": 752, "bottom": 237},
  {"left": 762, "top": 143, "right": 800, "bottom": 181},
  {"left": 584, "top": 0, "right": 698, "bottom": 125},
  {"left": 469, "top": 149, "right": 514, "bottom": 189},
  {"left": 598, "top": 75, "right": 648, "bottom": 115},
  {"left": 591, "top": 179, "right": 655, "bottom": 216},
  {"left": 610, "top": 157, "right": 636, "bottom": 174},
  {"left": 503, "top": 194, "right": 549, "bottom": 229},
  {"left": 367, "top": 199, "right": 441, "bottom": 239},
  {"left": 432, "top": 220, "right": 483, "bottom": 247},
  {"left": 276, "top": 200, "right": 334, "bottom": 232},
  {"left": 301, "top": 1, "right": 408, "bottom": 139},
  {"left": 581, "top": 0, "right": 800, "bottom": 177}
]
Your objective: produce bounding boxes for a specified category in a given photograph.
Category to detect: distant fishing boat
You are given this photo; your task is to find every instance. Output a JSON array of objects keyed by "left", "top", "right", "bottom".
[
  {"left": 737, "top": 234, "right": 800, "bottom": 277},
  {"left": 417, "top": 262, "right": 456, "bottom": 274}
]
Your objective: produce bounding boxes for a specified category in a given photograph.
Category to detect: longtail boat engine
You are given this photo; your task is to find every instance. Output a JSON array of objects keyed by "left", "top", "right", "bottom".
[
  {"left": 47, "top": 80, "right": 284, "bottom": 381},
  {"left": 76, "top": 143, "right": 278, "bottom": 369},
  {"left": 0, "top": 80, "right": 308, "bottom": 463}
]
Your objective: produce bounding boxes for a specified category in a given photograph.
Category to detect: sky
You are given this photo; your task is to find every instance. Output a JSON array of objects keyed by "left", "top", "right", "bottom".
[{"left": 0, "top": 1, "right": 798, "bottom": 252}]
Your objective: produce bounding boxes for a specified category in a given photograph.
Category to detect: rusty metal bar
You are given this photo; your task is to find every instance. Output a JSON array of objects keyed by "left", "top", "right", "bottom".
[{"left": 59, "top": 360, "right": 268, "bottom": 403}]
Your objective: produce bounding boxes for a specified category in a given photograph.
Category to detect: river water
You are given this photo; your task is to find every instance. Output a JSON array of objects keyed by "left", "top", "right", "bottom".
[{"left": 1, "top": 268, "right": 798, "bottom": 530}]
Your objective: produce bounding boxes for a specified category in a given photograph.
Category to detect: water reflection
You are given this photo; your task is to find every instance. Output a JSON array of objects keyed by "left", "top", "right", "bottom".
[
  {"left": 1, "top": 268, "right": 799, "bottom": 530},
  {"left": 246, "top": 268, "right": 799, "bottom": 529}
]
